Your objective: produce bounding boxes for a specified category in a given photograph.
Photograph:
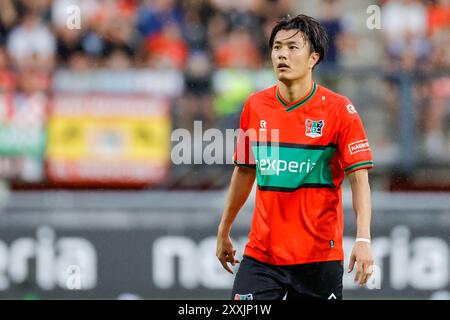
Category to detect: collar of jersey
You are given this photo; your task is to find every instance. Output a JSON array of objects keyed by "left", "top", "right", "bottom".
[{"left": 276, "top": 82, "right": 317, "bottom": 112}]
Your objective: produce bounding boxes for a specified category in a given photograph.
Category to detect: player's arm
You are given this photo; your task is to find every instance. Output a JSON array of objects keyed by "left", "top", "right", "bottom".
[
  {"left": 216, "top": 165, "right": 255, "bottom": 274},
  {"left": 347, "top": 168, "right": 374, "bottom": 286}
]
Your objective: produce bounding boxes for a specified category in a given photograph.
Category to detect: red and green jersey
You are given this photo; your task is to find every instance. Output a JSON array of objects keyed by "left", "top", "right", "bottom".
[{"left": 233, "top": 82, "right": 373, "bottom": 265}]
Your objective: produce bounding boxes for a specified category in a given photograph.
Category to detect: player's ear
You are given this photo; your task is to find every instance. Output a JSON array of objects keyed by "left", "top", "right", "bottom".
[{"left": 309, "top": 52, "right": 320, "bottom": 69}]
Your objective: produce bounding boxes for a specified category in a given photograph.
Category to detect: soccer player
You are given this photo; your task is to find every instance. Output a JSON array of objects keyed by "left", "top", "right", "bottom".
[{"left": 216, "top": 14, "right": 374, "bottom": 300}]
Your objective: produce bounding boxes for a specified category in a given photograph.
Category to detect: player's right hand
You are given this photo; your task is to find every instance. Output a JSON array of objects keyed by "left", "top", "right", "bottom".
[{"left": 216, "top": 235, "right": 240, "bottom": 274}]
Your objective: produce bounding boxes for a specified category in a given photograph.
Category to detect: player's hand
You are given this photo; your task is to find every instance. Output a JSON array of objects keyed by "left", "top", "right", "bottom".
[
  {"left": 348, "top": 241, "right": 374, "bottom": 287},
  {"left": 216, "top": 234, "right": 240, "bottom": 274}
]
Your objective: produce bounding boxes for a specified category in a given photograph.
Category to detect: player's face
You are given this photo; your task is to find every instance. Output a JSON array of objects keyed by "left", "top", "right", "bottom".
[{"left": 271, "top": 30, "right": 318, "bottom": 82}]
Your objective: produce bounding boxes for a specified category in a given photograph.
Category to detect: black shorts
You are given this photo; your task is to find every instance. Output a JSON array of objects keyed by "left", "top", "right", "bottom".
[{"left": 231, "top": 255, "right": 343, "bottom": 300}]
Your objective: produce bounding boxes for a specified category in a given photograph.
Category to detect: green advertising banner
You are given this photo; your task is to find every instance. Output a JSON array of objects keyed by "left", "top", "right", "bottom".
[{"left": 0, "top": 126, "right": 46, "bottom": 156}]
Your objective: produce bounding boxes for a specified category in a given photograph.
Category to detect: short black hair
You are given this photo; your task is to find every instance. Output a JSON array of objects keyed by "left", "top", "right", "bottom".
[{"left": 269, "top": 14, "right": 329, "bottom": 66}]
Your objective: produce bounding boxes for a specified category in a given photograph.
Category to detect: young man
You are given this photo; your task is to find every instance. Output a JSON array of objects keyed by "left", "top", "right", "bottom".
[{"left": 216, "top": 14, "right": 374, "bottom": 300}]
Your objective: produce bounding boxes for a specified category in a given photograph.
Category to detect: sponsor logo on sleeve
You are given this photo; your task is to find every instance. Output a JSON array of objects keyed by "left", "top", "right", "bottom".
[{"left": 348, "top": 139, "right": 370, "bottom": 155}]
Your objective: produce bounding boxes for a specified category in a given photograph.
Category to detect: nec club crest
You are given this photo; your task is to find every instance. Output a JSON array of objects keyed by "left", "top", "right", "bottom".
[{"left": 305, "top": 119, "right": 324, "bottom": 138}]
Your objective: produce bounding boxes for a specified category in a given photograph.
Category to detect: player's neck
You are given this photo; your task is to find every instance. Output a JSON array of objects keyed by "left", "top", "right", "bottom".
[{"left": 278, "top": 77, "right": 314, "bottom": 104}]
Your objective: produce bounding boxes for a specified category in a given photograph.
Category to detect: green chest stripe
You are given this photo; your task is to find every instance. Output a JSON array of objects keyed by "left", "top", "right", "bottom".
[{"left": 252, "top": 144, "right": 336, "bottom": 190}]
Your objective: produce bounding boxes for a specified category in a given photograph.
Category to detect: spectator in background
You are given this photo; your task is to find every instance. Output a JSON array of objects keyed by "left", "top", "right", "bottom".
[
  {"left": 185, "top": 51, "right": 213, "bottom": 96},
  {"left": 7, "top": 10, "right": 56, "bottom": 70},
  {"left": 181, "top": 0, "right": 213, "bottom": 51},
  {"left": 145, "top": 22, "right": 189, "bottom": 70},
  {"left": 0, "top": 46, "right": 17, "bottom": 92},
  {"left": 209, "top": 0, "right": 288, "bottom": 63},
  {"left": 206, "top": 12, "right": 230, "bottom": 53},
  {"left": 382, "top": 0, "right": 430, "bottom": 71},
  {"left": 137, "top": 0, "right": 183, "bottom": 38},
  {"left": 214, "top": 28, "right": 262, "bottom": 69},
  {"left": 105, "top": 48, "right": 133, "bottom": 69},
  {"left": 316, "top": 0, "right": 351, "bottom": 90},
  {"left": 18, "top": 0, "right": 52, "bottom": 21},
  {"left": 382, "top": 0, "right": 433, "bottom": 161},
  {"left": 177, "top": 51, "right": 216, "bottom": 129},
  {"left": 97, "top": 14, "right": 138, "bottom": 63},
  {"left": 16, "top": 69, "right": 51, "bottom": 98},
  {"left": 55, "top": 26, "right": 85, "bottom": 66},
  {"left": 67, "top": 51, "right": 91, "bottom": 71},
  {"left": 91, "top": 0, "right": 139, "bottom": 66},
  {"left": 427, "top": 0, "right": 450, "bottom": 36},
  {"left": 53, "top": 0, "right": 139, "bottom": 68},
  {"left": 259, "top": 0, "right": 295, "bottom": 65},
  {"left": 0, "top": 0, "right": 18, "bottom": 44},
  {"left": 220, "top": 0, "right": 262, "bottom": 30},
  {"left": 319, "top": 0, "right": 344, "bottom": 67},
  {"left": 52, "top": 0, "right": 101, "bottom": 65},
  {"left": 96, "top": 0, "right": 137, "bottom": 21},
  {"left": 51, "top": 0, "right": 100, "bottom": 29},
  {"left": 227, "top": 0, "right": 271, "bottom": 64},
  {"left": 425, "top": 0, "right": 450, "bottom": 157}
]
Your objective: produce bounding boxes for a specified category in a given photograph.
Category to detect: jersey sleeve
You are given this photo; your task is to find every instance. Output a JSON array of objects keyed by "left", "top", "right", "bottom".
[
  {"left": 233, "top": 99, "right": 256, "bottom": 168},
  {"left": 337, "top": 100, "right": 374, "bottom": 174}
]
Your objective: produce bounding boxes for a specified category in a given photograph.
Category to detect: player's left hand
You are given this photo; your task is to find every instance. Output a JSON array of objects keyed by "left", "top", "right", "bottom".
[{"left": 348, "top": 242, "right": 374, "bottom": 287}]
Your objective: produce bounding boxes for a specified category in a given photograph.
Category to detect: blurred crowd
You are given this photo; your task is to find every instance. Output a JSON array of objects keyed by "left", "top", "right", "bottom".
[
  {"left": 381, "top": 0, "right": 450, "bottom": 157},
  {"left": 0, "top": 0, "right": 447, "bottom": 70},
  {"left": 0, "top": 0, "right": 294, "bottom": 75},
  {"left": 0, "top": 0, "right": 297, "bottom": 133},
  {"left": 0, "top": 0, "right": 449, "bottom": 165}
]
